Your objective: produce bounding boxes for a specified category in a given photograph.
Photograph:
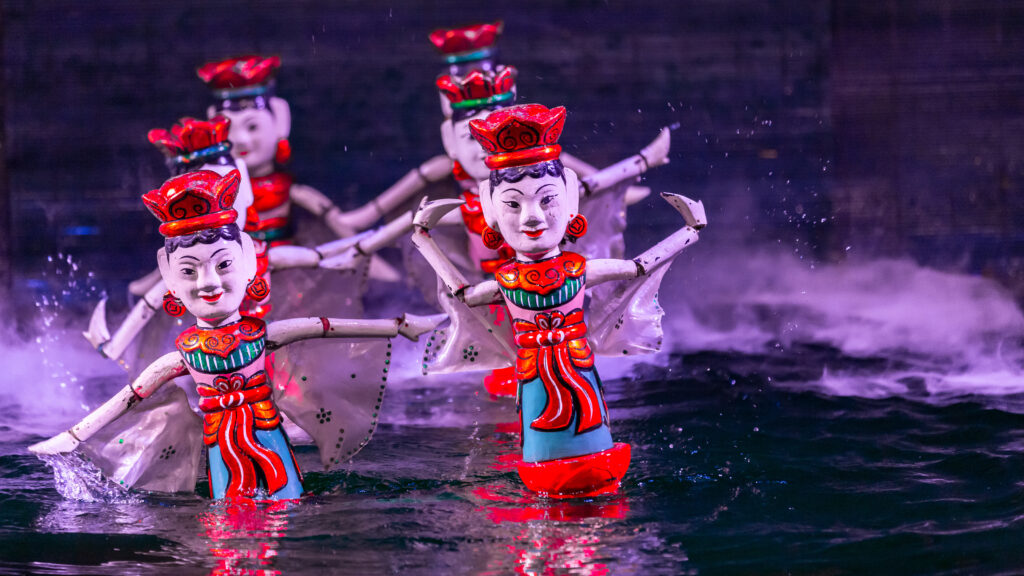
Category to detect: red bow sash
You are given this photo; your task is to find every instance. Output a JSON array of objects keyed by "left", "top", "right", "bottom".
[
  {"left": 513, "top": 309, "right": 603, "bottom": 434},
  {"left": 198, "top": 371, "right": 287, "bottom": 498}
]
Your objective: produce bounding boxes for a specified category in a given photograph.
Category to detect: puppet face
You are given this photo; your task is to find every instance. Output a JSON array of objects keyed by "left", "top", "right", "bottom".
[
  {"left": 220, "top": 108, "right": 278, "bottom": 175},
  {"left": 159, "top": 235, "right": 253, "bottom": 323},
  {"left": 492, "top": 172, "right": 570, "bottom": 258},
  {"left": 445, "top": 111, "right": 491, "bottom": 181}
]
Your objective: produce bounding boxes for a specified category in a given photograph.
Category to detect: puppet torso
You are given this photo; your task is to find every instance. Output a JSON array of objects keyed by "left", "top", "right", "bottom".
[
  {"left": 175, "top": 316, "right": 302, "bottom": 499},
  {"left": 495, "top": 252, "right": 613, "bottom": 462}
]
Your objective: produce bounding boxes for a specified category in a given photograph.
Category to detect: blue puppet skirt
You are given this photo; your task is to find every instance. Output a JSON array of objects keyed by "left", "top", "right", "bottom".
[
  {"left": 519, "top": 368, "right": 614, "bottom": 463},
  {"left": 207, "top": 427, "right": 304, "bottom": 500}
]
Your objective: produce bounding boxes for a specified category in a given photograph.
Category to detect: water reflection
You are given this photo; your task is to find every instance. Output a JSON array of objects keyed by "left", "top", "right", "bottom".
[
  {"left": 198, "top": 499, "right": 294, "bottom": 576},
  {"left": 475, "top": 486, "right": 627, "bottom": 576}
]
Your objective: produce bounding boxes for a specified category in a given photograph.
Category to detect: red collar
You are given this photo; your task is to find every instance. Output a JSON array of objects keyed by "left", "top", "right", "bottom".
[
  {"left": 176, "top": 316, "right": 266, "bottom": 358},
  {"left": 250, "top": 171, "right": 293, "bottom": 212},
  {"left": 459, "top": 190, "right": 487, "bottom": 235},
  {"left": 495, "top": 252, "right": 586, "bottom": 295}
]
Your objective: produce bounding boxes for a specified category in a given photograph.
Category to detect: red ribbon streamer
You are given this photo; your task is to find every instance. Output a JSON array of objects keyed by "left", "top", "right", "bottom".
[
  {"left": 513, "top": 309, "right": 602, "bottom": 434},
  {"left": 198, "top": 372, "right": 288, "bottom": 498}
]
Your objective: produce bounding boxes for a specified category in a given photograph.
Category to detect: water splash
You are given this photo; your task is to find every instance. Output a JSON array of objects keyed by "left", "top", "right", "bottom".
[
  {"left": 1, "top": 254, "right": 124, "bottom": 437},
  {"left": 37, "top": 452, "right": 141, "bottom": 504}
]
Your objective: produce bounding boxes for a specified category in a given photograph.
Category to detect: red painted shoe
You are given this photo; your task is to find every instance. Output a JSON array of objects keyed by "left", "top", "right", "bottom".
[
  {"left": 483, "top": 366, "right": 517, "bottom": 397},
  {"left": 517, "top": 443, "right": 631, "bottom": 499}
]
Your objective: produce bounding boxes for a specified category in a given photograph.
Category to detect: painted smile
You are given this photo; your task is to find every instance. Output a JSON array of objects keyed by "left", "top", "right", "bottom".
[
  {"left": 200, "top": 292, "right": 223, "bottom": 303},
  {"left": 523, "top": 229, "right": 545, "bottom": 238}
]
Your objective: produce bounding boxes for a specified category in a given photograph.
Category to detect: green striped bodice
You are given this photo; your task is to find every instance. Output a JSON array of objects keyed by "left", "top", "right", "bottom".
[
  {"left": 181, "top": 337, "right": 265, "bottom": 374},
  {"left": 500, "top": 273, "right": 585, "bottom": 311}
]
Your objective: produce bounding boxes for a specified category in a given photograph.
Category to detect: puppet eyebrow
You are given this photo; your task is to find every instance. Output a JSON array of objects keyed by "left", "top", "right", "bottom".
[
  {"left": 211, "top": 248, "right": 228, "bottom": 257},
  {"left": 502, "top": 188, "right": 525, "bottom": 196},
  {"left": 178, "top": 255, "right": 199, "bottom": 262}
]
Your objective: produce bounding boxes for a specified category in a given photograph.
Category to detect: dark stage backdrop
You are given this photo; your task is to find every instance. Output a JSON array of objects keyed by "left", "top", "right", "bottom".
[{"left": 2, "top": 1, "right": 1023, "bottom": 299}]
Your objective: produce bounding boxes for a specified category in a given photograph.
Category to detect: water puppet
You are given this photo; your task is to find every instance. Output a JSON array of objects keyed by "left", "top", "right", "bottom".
[
  {"left": 411, "top": 104, "right": 706, "bottom": 497},
  {"left": 85, "top": 116, "right": 370, "bottom": 375},
  {"left": 33, "top": 170, "right": 440, "bottom": 500}
]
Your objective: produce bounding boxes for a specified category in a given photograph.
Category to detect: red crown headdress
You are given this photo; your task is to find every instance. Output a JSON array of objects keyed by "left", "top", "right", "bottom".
[
  {"left": 197, "top": 55, "right": 280, "bottom": 99},
  {"left": 437, "top": 67, "right": 516, "bottom": 111},
  {"left": 429, "top": 21, "right": 503, "bottom": 65},
  {"left": 469, "top": 104, "right": 566, "bottom": 170},
  {"left": 142, "top": 170, "right": 240, "bottom": 237},
  {"left": 148, "top": 116, "right": 232, "bottom": 169}
]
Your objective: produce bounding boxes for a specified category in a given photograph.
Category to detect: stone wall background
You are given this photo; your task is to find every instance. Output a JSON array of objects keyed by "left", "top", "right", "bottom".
[{"left": 2, "top": 0, "right": 1022, "bottom": 298}]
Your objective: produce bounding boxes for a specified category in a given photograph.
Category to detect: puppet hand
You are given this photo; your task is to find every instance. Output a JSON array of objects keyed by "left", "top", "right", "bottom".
[
  {"left": 398, "top": 313, "right": 447, "bottom": 341},
  {"left": 29, "top": 431, "right": 80, "bottom": 455}
]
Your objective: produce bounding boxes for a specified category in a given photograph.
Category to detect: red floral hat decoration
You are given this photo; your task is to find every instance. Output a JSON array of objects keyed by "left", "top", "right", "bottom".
[
  {"left": 437, "top": 67, "right": 516, "bottom": 112},
  {"left": 142, "top": 170, "right": 241, "bottom": 237},
  {"left": 469, "top": 104, "right": 566, "bottom": 170},
  {"left": 429, "top": 21, "right": 503, "bottom": 65},
  {"left": 197, "top": 55, "right": 281, "bottom": 100},
  {"left": 148, "top": 116, "right": 232, "bottom": 170}
]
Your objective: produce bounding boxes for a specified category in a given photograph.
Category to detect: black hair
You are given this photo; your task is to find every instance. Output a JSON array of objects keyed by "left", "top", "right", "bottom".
[
  {"left": 165, "top": 223, "right": 242, "bottom": 255},
  {"left": 169, "top": 151, "right": 234, "bottom": 177},
  {"left": 214, "top": 93, "right": 275, "bottom": 113},
  {"left": 489, "top": 159, "right": 565, "bottom": 190},
  {"left": 452, "top": 104, "right": 502, "bottom": 123}
]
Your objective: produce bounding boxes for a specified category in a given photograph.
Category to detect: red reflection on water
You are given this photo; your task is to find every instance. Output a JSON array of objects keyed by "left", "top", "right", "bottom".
[
  {"left": 475, "top": 485, "right": 624, "bottom": 576},
  {"left": 197, "top": 498, "right": 295, "bottom": 576},
  {"left": 474, "top": 485, "right": 628, "bottom": 524},
  {"left": 507, "top": 533, "right": 612, "bottom": 576},
  {"left": 477, "top": 422, "right": 628, "bottom": 576}
]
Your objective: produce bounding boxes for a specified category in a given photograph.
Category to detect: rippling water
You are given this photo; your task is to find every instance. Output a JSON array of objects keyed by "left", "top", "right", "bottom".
[{"left": 2, "top": 252, "right": 1024, "bottom": 574}]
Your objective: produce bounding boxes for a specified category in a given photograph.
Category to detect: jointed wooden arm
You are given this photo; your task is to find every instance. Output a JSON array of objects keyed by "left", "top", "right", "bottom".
[
  {"left": 267, "top": 313, "right": 444, "bottom": 349},
  {"left": 271, "top": 236, "right": 401, "bottom": 281},
  {"left": 587, "top": 191, "right": 706, "bottom": 287},
  {"left": 84, "top": 280, "right": 168, "bottom": 364},
  {"left": 322, "top": 155, "right": 454, "bottom": 235},
  {"left": 127, "top": 268, "right": 163, "bottom": 297},
  {"left": 409, "top": 197, "right": 502, "bottom": 306},
  {"left": 562, "top": 152, "right": 651, "bottom": 206},
  {"left": 579, "top": 127, "right": 671, "bottom": 198},
  {"left": 28, "top": 352, "right": 186, "bottom": 455}
]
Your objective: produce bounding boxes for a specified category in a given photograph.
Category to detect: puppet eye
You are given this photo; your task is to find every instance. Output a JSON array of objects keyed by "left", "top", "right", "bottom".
[
  {"left": 503, "top": 200, "right": 520, "bottom": 210},
  {"left": 217, "top": 260, "right": 233, "bottom": 271}
]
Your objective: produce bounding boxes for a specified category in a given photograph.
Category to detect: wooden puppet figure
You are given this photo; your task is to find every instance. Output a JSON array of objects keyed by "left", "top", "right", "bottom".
[
  {"left": 33, "top": 170, "right": 440, "bottom": 500},
  {"left": 147, "top": 115, "right": 273, "bottom": 317},
  {"left": 198, "top": 55, "right": 353, "bottom": 244},
  {"left": 84, "top": 116, "right": 345, "bottom": 371},
  {"left": 412, "top": 104, "right": 707, "bottom": 497}
]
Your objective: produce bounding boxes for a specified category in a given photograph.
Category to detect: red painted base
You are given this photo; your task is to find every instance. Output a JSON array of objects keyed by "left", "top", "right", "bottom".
[
  {"left": 517, "top": 443, "right": 631, "bottom": 499},
  {"left": 483, "top": 366, "right": 517, "bottom": 397}
]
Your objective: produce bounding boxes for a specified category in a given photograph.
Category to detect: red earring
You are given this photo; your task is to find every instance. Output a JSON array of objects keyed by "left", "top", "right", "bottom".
[
  {"left": 481, "top": 225, "right": 504, "bottom": 250},
  {"left": 246, "top": 276, "right": 270, "bottom": 301},
  {"left": 274, "top": 139, "right": 292, "bottom": 165},
  {"left": 565, "top": 214, "right": 588, "bottom": 241},
  {"left": 162, "top": 291, "right": 186, "bottom": 317}
]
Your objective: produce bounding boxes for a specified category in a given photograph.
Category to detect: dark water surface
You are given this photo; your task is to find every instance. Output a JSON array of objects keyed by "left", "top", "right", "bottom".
[{"left": 4, "top": 340, "right": 1024, "bottom": 575}]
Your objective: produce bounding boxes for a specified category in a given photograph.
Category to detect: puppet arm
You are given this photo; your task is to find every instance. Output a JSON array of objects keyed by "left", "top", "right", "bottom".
[
  {"left": 83, "top": 280, "right": 168, "bottom": 365},
  {"left": 267, "top": 313, "right": 445, "bottom": 349},
  {"left": 317, "top": 155, "right": 453, "bottom": 236},
  {"left": 28, "top": 352, "right": 186, "bottom": 455},
  {"left": 578, "top": 127, "right": 671, "bottom": 198},
  {"left": 587, "top": 192, "right": 706, "bottom": 287},
  {"left": 562, "top": 152, "right": 651, "bottom": 206}
]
